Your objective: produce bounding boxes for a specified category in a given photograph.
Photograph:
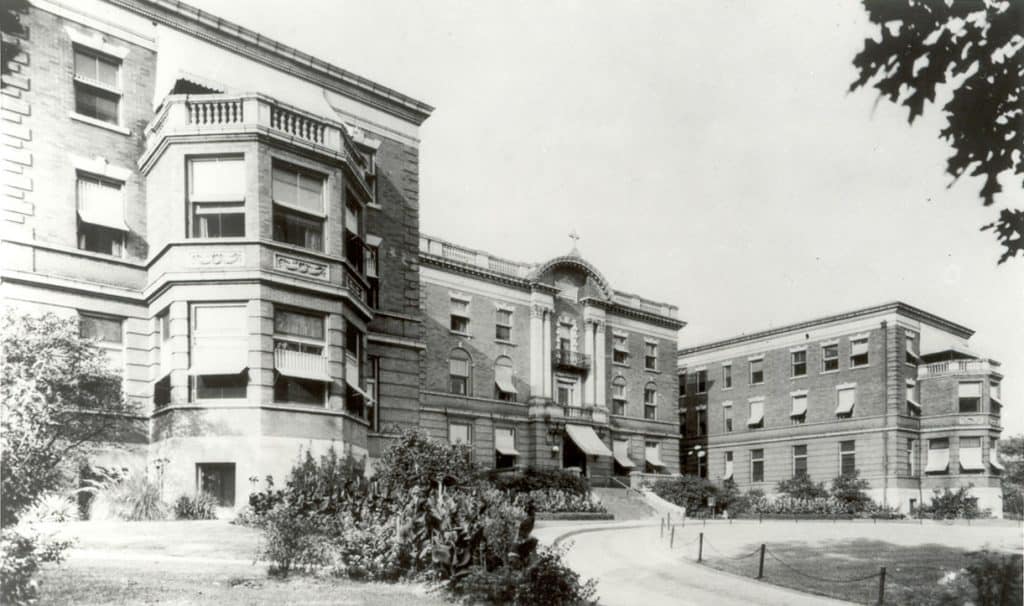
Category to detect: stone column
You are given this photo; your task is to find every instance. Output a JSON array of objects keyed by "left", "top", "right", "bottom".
[
  {"left": 530, "top": 305, "right": 545, "bottom": 398},
  {"left": 595, "top": 320, "right": 606, "bottom": 407},
  {"left": 583, "top": 319, "right": 595, "bottom": 406},
  {"left": 542, "top": 310, "right": 552, "bottom": 398}
]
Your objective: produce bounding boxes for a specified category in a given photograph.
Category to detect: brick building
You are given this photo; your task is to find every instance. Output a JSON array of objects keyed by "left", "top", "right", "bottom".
[
  {"left": 678, "top": 302, "right": 1005, "bottom": 516},
  {"left": 418, "top": 235, "right": 684, "bottom": 477},
  {"left": 0, "top": 0, "right": 684, "bottom": 507}
]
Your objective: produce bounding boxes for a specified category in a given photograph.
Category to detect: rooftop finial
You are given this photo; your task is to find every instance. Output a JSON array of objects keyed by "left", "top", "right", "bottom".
[{"left": 568, "top": 229, "right": 580, "bottom": 255}]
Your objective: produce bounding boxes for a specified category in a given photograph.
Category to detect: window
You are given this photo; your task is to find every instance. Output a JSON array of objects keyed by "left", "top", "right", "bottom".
[
  {"left": 644, "top": 342, "right": 658, "bottom": 370},
  {"left": 190, "top": 304, "right": 248, "bottom": 400},
  {"left": 722, "top": 364, "right": 732, "bottom": 389},
  {"left": 724, "top": 451, "right": 734, "bottom": 480},
  {"left": 747, "top": 398, "right": 764, "bottom": 429},
  {"left": 188, "top": 157, "right": 245, "bottom": 238},
  {"left": 612, "top": 377, "right": 627, "bottom": 416},
  {"left": 81, "top": 312, "right": 124, "bottom": 370},
  {"left": 959, "top": 437, "right": 984, "bottom": 472},
  {"left": 678, "top": 371, "right": 687, "bottom": 399},
  {"left": 679, "top": 411, "right": 688, "bottom": 437},
  {"left": 365, "top": 243, "right": 380, "bottom": 307},
  {"left": 749, "top": 357, "right": 764, "bottom": 384},
  {"left": 495, "top": 427, "right": 517, "bottom": 469},
  {"left": 344, "top": 327, "right": 364, "bottom": 417},
  {"left": 557, "top": 322, "right": 573, "bottom": 352},
  {"left": 822, "top": 343, "right": 839, "bottom": 372},
  {"left": 450, "top": 298, "right": 470, "bottom": 334},
  {"left": 850, "top": 337, "right": 869, "bottom": 367},
  {"left": 697, "top": 451, "right": 707, "bottom": 478},
  {"left": 958, "top": 382, "right": 981, "bottom": 413},
  {"left": 344, "top": 196, "right": 364, "bottom": 269},
  {"left": 906, "top": 380, "right": 921, "bottom": 417},
  {"left": 448, "top": 422, "right": 471, "bottom": 445},
  {"left": 645, "top": 441, "right": 664, "bottom": 473},
  {"left": 77, "top": 174, "right": 126, "bottom": 256},
  {"left": 613, "top": 334, "right": 629, "bottom": 364},
  {"left": 695, "top": 369, "right": 707, "bottom": 394},
  {"left": 791, "top": 393, "right": 807, "bottom": 424},
  {"left": 696, "top": 408, "right": 706, "bottom": 436},
  {"left": 73, "top": 47, "right": 120, "bottom": 124},
  {"left": 556, "top": 377, "right": 577, "bottom": 406},
  {"left": 906, "top": 439, "right": 916, "bottom": 475},
  {"left": 835, "top": 386, "right": 856, "bottom": 418},
  {"left": 751, "top": 449, "right": 765, "bottom": 483},
  {"left": 991, "top": 381, "right": 1002, "bottom": 417},
  {"left": 197, "top": 463, "right": 235, "bottom": 507},
  {"left": 905, "top": 332, "right": 919, "bottom": 364},
  {"left": 793, "top": 445, "right": 808, "bottom": 477},
  {"left": 495, "top": 309, "right": 512, "bottom": 341},
  {"left": 791, "top": 350, "right": 807, "bottom": 377},
  {"left": 925, "top": 438, "right": 950, "bottom": 474},
  {"left": 643, "top": 384, "right": 657, "bottom": 420},
  {"left": 494, "top": 356, "right": 516, "bottom": 402},
  {"left": 449, "top": 349, "right": 470, "bottom": 395},
  {"left": 273, "top": 308, "right": 327, "bottom": 406},
  {"left": 272, "top": 163, "right": 324, "bottom": 251},
  {"left": 723, "top": 402, "right": 733, "bottom": 432},
  {"left": 154, "top": 375, "right": 171, "bottom": 408},
  {"left": 839, "top": 440, "right": 856, "bottom": 476},
  {"left": 366, "top": 356, "right": 379, "bottom": 431}
]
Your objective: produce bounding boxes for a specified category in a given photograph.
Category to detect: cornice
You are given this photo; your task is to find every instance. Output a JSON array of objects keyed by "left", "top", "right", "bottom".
[
  {"left": 419, "top": 253, "right": 532, "bottom": 291},
  {"left": 105, "top": 0, "right": 434, "bottom": 125}
]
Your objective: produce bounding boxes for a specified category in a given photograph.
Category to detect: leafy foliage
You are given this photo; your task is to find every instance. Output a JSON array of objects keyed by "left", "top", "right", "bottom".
[
  {"left": 490, "top": 468, "right": 590, "bottom": 497},
  {"left": 651, "top": 475, "right": 717, "bottom": 513},
  {"left": 829, "top": 470, "right": 872, "bottom": 513},
  {"left": 776, "top": 473, "right": 829, "bottom": 500},
  {"left": 920, "top": 485, "right": 985, "bottom": 519},
  {"left": 850, "top": 0, "right": 1024, "bottom": 263},
  {"left": 511, "top": 489, "right": 606, "bottom": 514},
  {"left": 373, "top": 428, "right": 479, "bottom": 494},
  {"left": 996, "top": 434, "right": 1023, "bottom": 517},
  {"left": 78, "top": 469, "right": 167, "bottom": 521},
  {"left": 0, "top": 524, "right": 73, "bottom": 606},
  {"left": 18, "top": 495, "right": 79, "bottom": 524},
  {"left": 963, "top": 550, "right": 1023, "bottom": 606},
  {"left": 173, "top": 493, "right": 219, "bottom": 520},
  {"left": 1, "top": 312, "right": 138, "bottom": 526}
]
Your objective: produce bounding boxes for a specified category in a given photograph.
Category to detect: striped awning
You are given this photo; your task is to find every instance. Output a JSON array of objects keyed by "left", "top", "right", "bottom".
[
  {"left": 565, "top": 424, "right": 612, "bottom": 457},
  {"left": 613, "top": 440, "right": 635, "bottom": 468}
]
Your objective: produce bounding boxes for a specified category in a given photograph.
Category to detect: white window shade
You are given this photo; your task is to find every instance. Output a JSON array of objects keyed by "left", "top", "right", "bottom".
[
  {"left": 450, "top": 357, "right": 469, "bottom": 376},
  {"left": 958, "top": 382, "right": 981, "bottom": 398},
  {"left": 959, "top": 444, "right": 984, "bottom": 471},
  {"left": 190, "top": 305, "right": 248, "bottom": 375},
  {"left": 495, "top": 363, "right": 516, "bottom": 395},
  {"left": 345, "top": 204, "right": 359, "bottom": 232},
  {"left": 835, "top": 388, "right": 856, "bottom": 415},
  {"left": 77, "top": 177, "right": 128, "bottom": 231},
  {"left": 790, "top": 395, "right": 807, "bottom": 417},
  {"left": 747, "top": 400, "right": 764, "bottom": 426},
  {"left": 724, "top": 459, "right": 734, "bottom": 480},
  {"left": 448, "top": 424, "right": 470, "bottom": 445},
  {"left": 990, "top": 448, "right": 1006, "bottom": 471},
  {"left": 850, "top": 339, "right": 869, "bottom": 356},
  {"left": 925, "top": 446, "right": 950, "bottom": 473},
  {"left": 613, "top": 440, "right": 635, "bottom": 468},
  {"left": 495, "top": 428, "right": 519, "bottom": 456},
  {"left": 190, "top": 157, "right": 244, "bottom": 201},
  {"left": 645, "top": 443, "right": 665, "bottom": 468},
  {"left": 274, "top": 349, "right": 330, "bottom": 382}
]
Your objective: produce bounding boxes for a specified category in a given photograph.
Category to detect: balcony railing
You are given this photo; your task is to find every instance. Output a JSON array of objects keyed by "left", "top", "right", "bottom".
[
  {"left": 918, "top": 359, "right": 994, "bottom": 378},
  {"left": 144, "top": 93, "right": 372, "bottom": 187},
  {"left": 274, "top": 348, "right": 329, "bottom": 380},
  {"left": 553, "top": 348, "right": 591, "bottom": 371}
]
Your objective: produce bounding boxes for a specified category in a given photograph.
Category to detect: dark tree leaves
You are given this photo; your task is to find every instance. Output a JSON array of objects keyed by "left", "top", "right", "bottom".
[{"left": 850, "top": 0, "right": 1024, "bottom": 264}]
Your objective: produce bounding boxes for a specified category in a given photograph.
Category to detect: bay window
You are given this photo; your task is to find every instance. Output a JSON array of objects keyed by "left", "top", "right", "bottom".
[
  {"left": 272, "top": 163, "right": 324, "bottom": 251},
  {"left": 189, "top": 304, "right": 248, "bottom": 400},
  {"left": 188, "top": 157, "right": 245, "bottom": 238},
  {"left": 273, "top": 308, "right": 328, "bottom": 406}
]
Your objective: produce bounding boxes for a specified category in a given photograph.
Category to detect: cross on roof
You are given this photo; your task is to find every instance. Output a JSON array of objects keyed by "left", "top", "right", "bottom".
[{"left": 569, "top": 229, "right": 580, "bottom": 246}]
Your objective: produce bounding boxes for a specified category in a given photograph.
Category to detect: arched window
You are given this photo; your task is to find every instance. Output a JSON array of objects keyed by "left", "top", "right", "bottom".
[
  {"left": 494, "top": 356, "right": 516, "bottom": 402},
  {"left": 611, "top": 376, "right": 627, "bottom": 416},
  {"left": 449, "top": 348, "right": 471, "bottom": 395},
  {"left": 643, "top": 382, "right": 658, "bottom": 420}
]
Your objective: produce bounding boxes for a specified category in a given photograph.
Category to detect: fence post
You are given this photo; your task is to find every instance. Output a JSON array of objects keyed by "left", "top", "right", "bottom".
[
  {"left": 698, "top": 532, "right": 704, "bottom": 563},
  {"left": 759, "top": 512, "right": 763, "bottom": 524},
  {"left": 757, "top": 544, "right": 766, "bottom": 579},
  {"left": 661, "top": 516, "right": 665, "bottom": 538},
  {"left": 877, "top": 566, "right": 886, "bottom": 605},
  {"left": 703, "top": 516, "right": 707, "bottom": 527},
  {"left": 670, "top": 525, "right": 675, "bottom": 549}
]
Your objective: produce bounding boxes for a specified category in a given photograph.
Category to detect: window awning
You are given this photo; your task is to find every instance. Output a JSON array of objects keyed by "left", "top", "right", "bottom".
[
  {"left": 990, "top": 449, "right": 1005, "bottom": 471},
  {"left": 790, "top": 396, "right": 807, "bottom": 417},
  {"left": 346, "top": 381, "right": 373, "bottom": 402},
  {"left": 495, "top": 378, "right": 517, "bottom": 395},
  {"left": 835, "top": 390, "right": 856, "bottom": 415},
  {"left": 906, "top": 398, "right": 921, "bottom": 411},
  {"left": 925, "top": 448, "right": 949, "bottom": 473},
  {"left": 613, "top": 440, "right": 635, "bottom": 468},
  {"left": 495, "top": 429, "right": 519, "bottom": 456},
  {"left": 78, "top": 178, "right": 128, "bottom": 231},
  {"left": 189, "top": 343, "right": 248, "bottom": 375},
  {"left": 565, "top": 424, "right": 612, "bottom": 457},
  {"left": 274, "top": 349, "right": 330, "bottom": 382},
  {"left": 78, "top": 208, "right": 129, "bottom": 232},
  {"left": 959, "top": 448, "right": 984, "bottom": 471},
  {"left": 747, "top": 403, "right": 764, "bottom": 426},
  {"left": 645, "top": 445, "right": 665, "bottom": 468},
  {"left": 724, "top": 461, "right": 734, "bottom": 480}
]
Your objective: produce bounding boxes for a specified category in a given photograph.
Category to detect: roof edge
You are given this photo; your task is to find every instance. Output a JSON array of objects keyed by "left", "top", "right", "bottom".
[{"left": 678, "top": 301, "right": 974, "bottom": 358}]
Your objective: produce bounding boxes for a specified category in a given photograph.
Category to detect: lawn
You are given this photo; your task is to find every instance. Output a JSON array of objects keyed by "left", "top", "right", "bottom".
[
  {"left": 33, "top": 520, "right": 450, "bottom": 606},
  {"left": 701, "top": 537, "right": 1021, "bottom": 605}
]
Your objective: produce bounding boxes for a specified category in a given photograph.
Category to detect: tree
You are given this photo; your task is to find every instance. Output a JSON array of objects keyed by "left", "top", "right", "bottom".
[
  {"left": 830, "top": 470, "right": 873, "bottom": 513},
  {"left": 776, "top": 473, "right": 829, "bottom": 500},
  {"left": 1, "top": 312, "right": 139, "bottom": 526},
  {"left": 850, "top": 0, "right": 1023, "bottom": 263},
  {"left": 997, "top": 434, "right": 1024, "bottom": 516}
]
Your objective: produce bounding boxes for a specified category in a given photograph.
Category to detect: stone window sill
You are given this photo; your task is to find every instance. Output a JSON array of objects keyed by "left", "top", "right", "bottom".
[{"left": 69, "top": 112, "right": 131, "bottom": 136}]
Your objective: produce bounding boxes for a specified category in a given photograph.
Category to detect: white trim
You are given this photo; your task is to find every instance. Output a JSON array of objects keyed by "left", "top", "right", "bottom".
[
  {"left": 65, "top": 24, "right": 129, "bottom": 58},
  {"left": 613, "top": 329, "right": 629, "bottom": 338},
  {"left": 693, "top": 365, "right": 707, "bottom": 372},
  {"left": 366, "top": 234, "right": 383, "bottom": 247},
  {"left": 790, "top": 389, "right": 809, "bottom": 397},
  {"left": 851, "top": 332, "right": 871, "bottom": 340},
  {"left": 448, "top": 291, "right": 472, "bottom": 303},
  {"left": 747, "top": 353, "right": 765, "bottom": 361},
  {"left": 494, "top": 302, "right": 516, "bottom": 312},
  {"left": 836, "top": 382, "right": 857, "bottom": 391},
  {"left": 68, "top": 112, "right": 131, "bottom": 135},
  {"left": 71, "top": 154, "right": 132, "bottom": 182},
  {"left": 820, "top": 339, "right": 839, "bottom": 346},
  {"left": 721, "top": 400, "right": 733, "bottom": 407},
  {"left": 644, "top": 337, "right": 659, "bottom": 345},
  {"left": 789, "top": 345, "right": 808, "bottom": 352},
  {"left": 32, "top": 0, "right": 155, "bottom": 49},
  {"left": 747, "top": 396, "right": 765, "bottom": 403}
]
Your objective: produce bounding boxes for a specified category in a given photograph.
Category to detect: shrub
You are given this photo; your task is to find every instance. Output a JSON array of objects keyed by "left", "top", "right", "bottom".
[
  {"left": 19, "top": 494, "right": 79, "bottom": 524},
  {"left": 173, "top": 493, "right": 218, "bottom": 520},
  {"left": 491, "top": 468, "right": 590, "bottom": 497},
  {"left": 79, "top": 469, "right": 167, "bottom": 521},
  {"left": 0, "top": 524, "right": 74, "bottom": 606},
  {"left": 963, "top": 550, "right": 1023, "bottom": 606},
  {"left": 651, "top": 475, "right": 716, "bottom": 512},
  {"left": 374, "top": 428, "right": 479, "bottom": 495},
  {"left": 829, "top": 470, "right": 872, "bottom": 513},
  {"left": 258, "top": 507, "right": 333, "bottom": 577},
  {"left": 777, "top": 473, "right": 828, "bottom": 500},
  {"left": 921, "top": 485, "right": 985, "bottom": 519},
  {"left": 512, "top": 489, "right": 606, "bottom": 513}
]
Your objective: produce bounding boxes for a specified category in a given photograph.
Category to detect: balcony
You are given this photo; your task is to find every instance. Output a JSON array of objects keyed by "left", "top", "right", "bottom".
[
  {"left": 918, "top": 359, "right": 996, "bottom": 379},
  {"left": 553, "top": 348, "right": 591, "bottom": 371},
  {"left": 274, "top": 348, "right": 330, "bottom": 382},
  {"left": 142, "top": 93, "right": 372, "bottom": 190},
  {"left": 564, "top": 406, "right": 608, "bottom": 424}
]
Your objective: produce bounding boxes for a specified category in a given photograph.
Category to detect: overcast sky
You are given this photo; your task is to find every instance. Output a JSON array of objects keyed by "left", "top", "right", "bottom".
[{"left": 192, "top": 0, "right": 1023, "bottom": 434}]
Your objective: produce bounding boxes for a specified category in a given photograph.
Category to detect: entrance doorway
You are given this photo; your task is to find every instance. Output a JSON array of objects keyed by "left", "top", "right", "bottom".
[
  {"left": 562, "top": 434, "right": 587, "bottom": 475},
  {"left": 197, "top": 462, "right": 236, "bottom": 506}
]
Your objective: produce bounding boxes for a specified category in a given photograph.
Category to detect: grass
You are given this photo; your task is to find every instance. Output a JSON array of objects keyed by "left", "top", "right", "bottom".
[{"left": 701, "top": 538, "right": 1015, "bottom": 605}]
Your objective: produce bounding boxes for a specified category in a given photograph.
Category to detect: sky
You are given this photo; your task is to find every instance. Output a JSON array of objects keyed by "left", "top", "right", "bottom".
[{"left": 191, "top": 0, "right": 1023, "bottom": 434}]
